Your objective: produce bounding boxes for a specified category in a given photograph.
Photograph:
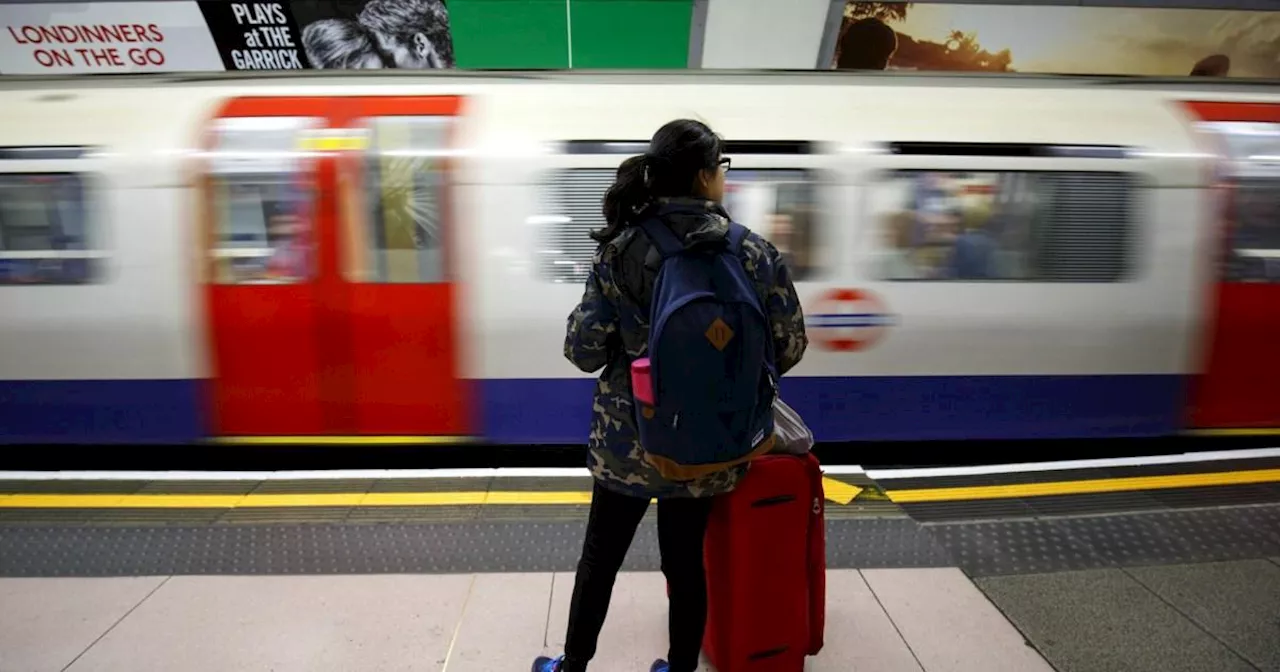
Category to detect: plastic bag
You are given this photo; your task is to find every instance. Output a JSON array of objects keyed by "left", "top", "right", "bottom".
[{"left": 771, "top": 397, "right": 814, "bottom": 455}]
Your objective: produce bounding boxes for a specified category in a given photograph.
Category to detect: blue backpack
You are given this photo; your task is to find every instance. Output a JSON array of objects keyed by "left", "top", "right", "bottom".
[{"left": 633, "top": 218, "right": 778, "bottom": 482}]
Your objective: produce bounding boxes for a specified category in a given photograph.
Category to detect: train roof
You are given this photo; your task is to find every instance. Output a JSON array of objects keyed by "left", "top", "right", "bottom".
[{"left": 3, "top": 68, "right": 1280, "bottom": 93}]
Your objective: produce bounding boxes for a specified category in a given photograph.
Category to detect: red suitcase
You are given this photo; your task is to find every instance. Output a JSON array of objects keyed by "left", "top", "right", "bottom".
[{"left": 701, "top": 453, "right": 826, "bottom": 671}]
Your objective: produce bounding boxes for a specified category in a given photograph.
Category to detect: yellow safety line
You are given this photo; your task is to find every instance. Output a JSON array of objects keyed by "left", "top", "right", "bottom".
[
  {"left": 822, "top": 477, "right": 863, "bottom": 505},
  {"left": 0, "top": 480, "right": 861, "bottom": 509},
  {"left": 886, "top": 468, "right": 1280, "bottom": 503},
  {"left": 1185, "top": 427, "right": 1280, "bottom": 437},
  {"left": 361, "top": 492, "right": 488, "bottom": 506},
  {"left": 209, "top": 435, "right": 474, "bottom": 446},
  {"left": 0, "top": 494, "right": 248, "bottom": 509},
  {"left": 11, "top": 470, "right": 1273, "bottom": 509},
  {"left": 484, "top": 491, "right": 594, "bottom": 505}
]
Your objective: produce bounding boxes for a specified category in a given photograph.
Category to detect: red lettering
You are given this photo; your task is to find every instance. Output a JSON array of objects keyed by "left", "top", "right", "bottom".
[
  {"left": 78, "top": 47, "right": 122, "bottom": 66},
  {"left": 127, "top": 47, "right": 164, "bottom": 66},
  {"left": 10, "top": 23, "right": 172, "bottom": 48},
  {"left": 34, "top": 48, "right": 73, "bottom": 67}
]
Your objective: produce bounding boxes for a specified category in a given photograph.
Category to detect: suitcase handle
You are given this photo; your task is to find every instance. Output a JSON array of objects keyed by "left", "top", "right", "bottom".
[
  {"left": 748, "top": 646, "right": 790, "bottom": 661},
  {"left": 750, "top": 494, "right": 796, "bottom": 508}
]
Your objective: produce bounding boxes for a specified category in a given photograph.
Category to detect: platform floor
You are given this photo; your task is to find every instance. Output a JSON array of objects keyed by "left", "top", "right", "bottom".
[
  {"left": 2, "top": 568, "right": 1058, "bottom": 672},
  {"left": 5, "top": 561, "right": 1278, "bottom": 672},
  {"left": 4, "top": 451, "right": 1280, "bottom": 671}
]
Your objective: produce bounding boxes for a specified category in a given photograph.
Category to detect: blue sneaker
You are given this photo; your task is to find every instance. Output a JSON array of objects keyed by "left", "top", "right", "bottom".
[
  {"left": 649, "top": 660, "right": 670, "bottom": 672},
  {"left": 532, "top": 655, "right": 563, "bottom": 672}
]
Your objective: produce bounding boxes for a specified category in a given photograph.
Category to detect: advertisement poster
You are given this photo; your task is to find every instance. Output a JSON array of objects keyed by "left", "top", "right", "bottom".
[
  {"left": 832, "top": 2, "right": 1280, "bottom": 78},
  {"left": 289, "top": 0, "right": 454, "bottom": 69},
  {"left": 0, "top": 1, "right": 222, "bottom": 74},
  {"left": 0, "top": 0, "right": 455, "bottom": 74},
  {"left": 196, "top": 1, "right": 308, "bottom": 71}
]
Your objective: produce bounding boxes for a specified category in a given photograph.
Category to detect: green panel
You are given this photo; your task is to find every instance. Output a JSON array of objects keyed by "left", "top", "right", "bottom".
[
  {"left": 570, "top": 0, "right": 692, "bottom": 69},
  {"left": 449, "top": 0, "right": 570, "bottom": 69}
]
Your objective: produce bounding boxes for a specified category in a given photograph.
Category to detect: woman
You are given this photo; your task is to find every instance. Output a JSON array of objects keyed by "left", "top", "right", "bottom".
[
  {"left": 300, "top": 18, "right": 383, "bottom": 69},
  {"left": 534, "top": 120, "right": 808, "bottom": 672}
]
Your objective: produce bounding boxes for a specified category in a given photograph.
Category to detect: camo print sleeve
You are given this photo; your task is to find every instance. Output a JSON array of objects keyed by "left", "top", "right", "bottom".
[
  {"left": 744, "top": 234, "right": 808, "bottom": 376},
  {"left": 564, "top": 247, "right": 619, "bottom": 374}
]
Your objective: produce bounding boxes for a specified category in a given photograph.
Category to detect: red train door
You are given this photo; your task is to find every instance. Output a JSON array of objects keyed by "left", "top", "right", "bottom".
[
  {"left": 1187, "top": 102, "right": 1280, "bottom": 430},
  {"left": 203, "top": 96, "right": 469, "bottom": 439},
  {"left": 203, "top": 99, "right": 331, "bottom": 436},
  {"left": 331, "top": 97, "right": 469, "bottom": 435}
]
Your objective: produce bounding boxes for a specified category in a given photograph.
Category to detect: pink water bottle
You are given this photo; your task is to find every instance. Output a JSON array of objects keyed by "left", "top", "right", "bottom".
[{"left": 631, "top": 358, "right": 654, "bottom": 405}]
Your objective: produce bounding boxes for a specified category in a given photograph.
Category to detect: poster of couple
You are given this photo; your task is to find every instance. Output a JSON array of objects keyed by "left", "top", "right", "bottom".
[
  {"left": 290, "top": 0, "right": 454, "bottom": 69},
  {"left": 193, "top": 0, "right": 457, "bottom": 71},
  {"left": 830, "top": 1, "right": 1280, "bottom": 78}
]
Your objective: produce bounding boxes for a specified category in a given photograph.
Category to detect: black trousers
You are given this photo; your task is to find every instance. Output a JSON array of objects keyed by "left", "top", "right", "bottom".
[{"left": 561, "top": 482, "right": 714, "bottom": 672}]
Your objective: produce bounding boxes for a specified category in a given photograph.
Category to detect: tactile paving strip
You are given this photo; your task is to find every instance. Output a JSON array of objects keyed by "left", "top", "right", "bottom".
[
  {"left": 927, "top": 519, "right": 1106, "bottom": 576},
  {"left": 927, "top": 504, "right": 1280, "bottom": 577},
  {"left": 0, "top": 519, "right": 952, "bottom": 577},
  {"left": 3, "top": 504, "right": 1278, "bottom": 578}
]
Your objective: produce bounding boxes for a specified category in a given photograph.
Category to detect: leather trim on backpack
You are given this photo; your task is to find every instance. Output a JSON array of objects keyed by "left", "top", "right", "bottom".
[{"left": 642, "top": 432, "right": 777, "bottom": 482}]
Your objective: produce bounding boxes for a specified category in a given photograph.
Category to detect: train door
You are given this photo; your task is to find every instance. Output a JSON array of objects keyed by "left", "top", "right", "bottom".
[
  {"left": 203, "top": 96, "right": 469, "bottom": 438},
  {"left": 332, "top": 97, "right": 468, "bottom": 435},
  {"left": 204, "top": 98, "right": 330, "bottom": 436},
  {"left": 1188, "top": 102, "right": 1280, "bottom": 430}
]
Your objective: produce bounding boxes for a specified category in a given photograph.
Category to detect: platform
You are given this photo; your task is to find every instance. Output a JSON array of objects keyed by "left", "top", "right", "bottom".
[{"left": 1, "top": 449, "right": 1279, "bottom": 671}]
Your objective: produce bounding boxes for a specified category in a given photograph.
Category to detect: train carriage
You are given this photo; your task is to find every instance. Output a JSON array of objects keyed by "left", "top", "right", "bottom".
[{"left": 0, "top": 71, "right": 1277, "bottom": 449}]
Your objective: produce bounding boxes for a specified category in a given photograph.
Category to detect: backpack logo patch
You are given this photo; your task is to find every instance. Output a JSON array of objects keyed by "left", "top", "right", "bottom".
[{"left": 705, "top": 317, "right": 735, "bottom": 351}]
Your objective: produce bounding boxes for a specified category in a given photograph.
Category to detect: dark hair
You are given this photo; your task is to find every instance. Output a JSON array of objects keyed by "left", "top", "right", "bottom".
[
  {"left": 592, "top": 119, "right": 724, "bottom": 243},
  {"left": 359, "top": 0, "right": 455, "bottom": 67},
  {"left": 836, "top": 18, "right": 898, "bottom": 70},
  {"left": 301, "top": 19, "right": 381, "bottom": 69},
  {"left": 1190, "top": 54, "right": 1230, "bottom": 77}
]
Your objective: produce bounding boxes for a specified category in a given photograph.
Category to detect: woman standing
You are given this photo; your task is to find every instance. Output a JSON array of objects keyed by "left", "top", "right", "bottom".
[{"left": 534, "top": 119, "right": 808, "bottom": 672}]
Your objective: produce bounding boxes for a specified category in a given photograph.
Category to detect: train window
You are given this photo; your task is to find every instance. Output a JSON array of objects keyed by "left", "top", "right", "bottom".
[
  {"left": 534, "top": 168, "right": 614, "bottom": 284},
  {"left": 534, "top": 167, "right": 820, "bottom": 284},
  {"left": 0, "top": 172, "right": 96, "bottom": 285},
  {"left": 869, "top": 170, "right": 1134, "bottom": 283},
  {"left": 1204, "top": 122, "right": 1280, "bottom": 283},
  {"left": 722, "top": 170, "right": 819, "bottom": 281},
  {"left": 207, "top": 117, "right": 318, "bottom": 285},
  {"left": 348, "top": 116, "right": 449, "bottom": 284}
]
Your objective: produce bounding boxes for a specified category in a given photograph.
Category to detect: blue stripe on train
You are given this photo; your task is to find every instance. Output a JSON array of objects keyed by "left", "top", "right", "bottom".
[
  {"left": 0, "top": 375, "right": 1183, "bottom": 445},
  {"left": 479, "top": 375, "right": 1185, "bottom": 444},
  {"left": 0, "top": 379, "right": 204, "bottom": 444}
]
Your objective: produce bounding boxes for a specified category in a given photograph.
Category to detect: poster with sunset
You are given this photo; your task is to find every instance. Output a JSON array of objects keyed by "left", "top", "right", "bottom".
[{"left": 831, "top": 1, "right": 1280, "bottom": 78}]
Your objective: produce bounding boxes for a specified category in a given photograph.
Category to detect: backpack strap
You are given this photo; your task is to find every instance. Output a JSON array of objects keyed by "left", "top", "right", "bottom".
[
  {"left": 638, "top": 219, "right": 685, "bottom": 259},
  {"left": 726, "top": 221, "right": 749, "bottom": 254},
  {"left": 725, "top": 221, "right": 780, "bottom": 382}
]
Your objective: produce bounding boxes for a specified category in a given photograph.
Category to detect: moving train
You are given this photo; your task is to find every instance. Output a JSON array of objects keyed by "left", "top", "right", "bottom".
[{"left": 1, "top": 70, "right": 1278, "bottom": 447}]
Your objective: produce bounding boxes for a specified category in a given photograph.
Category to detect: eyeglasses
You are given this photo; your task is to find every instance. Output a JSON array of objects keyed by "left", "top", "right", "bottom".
[{"left": 717, "top": 157, "right": 732, "bottom": 172}]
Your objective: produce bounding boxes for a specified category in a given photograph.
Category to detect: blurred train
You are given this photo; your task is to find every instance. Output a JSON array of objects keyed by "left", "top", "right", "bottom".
[{"left": 0, "top": 71, "right": 1278, "bottom": 447}]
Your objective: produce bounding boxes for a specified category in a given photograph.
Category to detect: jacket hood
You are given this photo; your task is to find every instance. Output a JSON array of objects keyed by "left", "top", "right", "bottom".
[{"left": 648, "top": 197, "right": 731, "bottom": 249}]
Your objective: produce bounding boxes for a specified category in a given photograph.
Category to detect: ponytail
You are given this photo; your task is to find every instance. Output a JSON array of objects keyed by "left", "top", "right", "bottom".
[
  {"left": 591, "top": 119, "right": 724, "bottom": 244},
  {"left": 592, "top": 154, "right": 651, "bottom": 243}
]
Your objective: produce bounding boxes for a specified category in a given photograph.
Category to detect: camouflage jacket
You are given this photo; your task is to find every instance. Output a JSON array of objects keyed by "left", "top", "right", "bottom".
[{"left": 564, "top": 198, "right": 808, "bottom": 499}]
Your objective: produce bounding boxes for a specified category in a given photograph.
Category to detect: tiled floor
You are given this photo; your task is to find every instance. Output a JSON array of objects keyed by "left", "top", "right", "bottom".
[{"left": 0, "top": 569, "right": 1049, "bottom": 672}]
